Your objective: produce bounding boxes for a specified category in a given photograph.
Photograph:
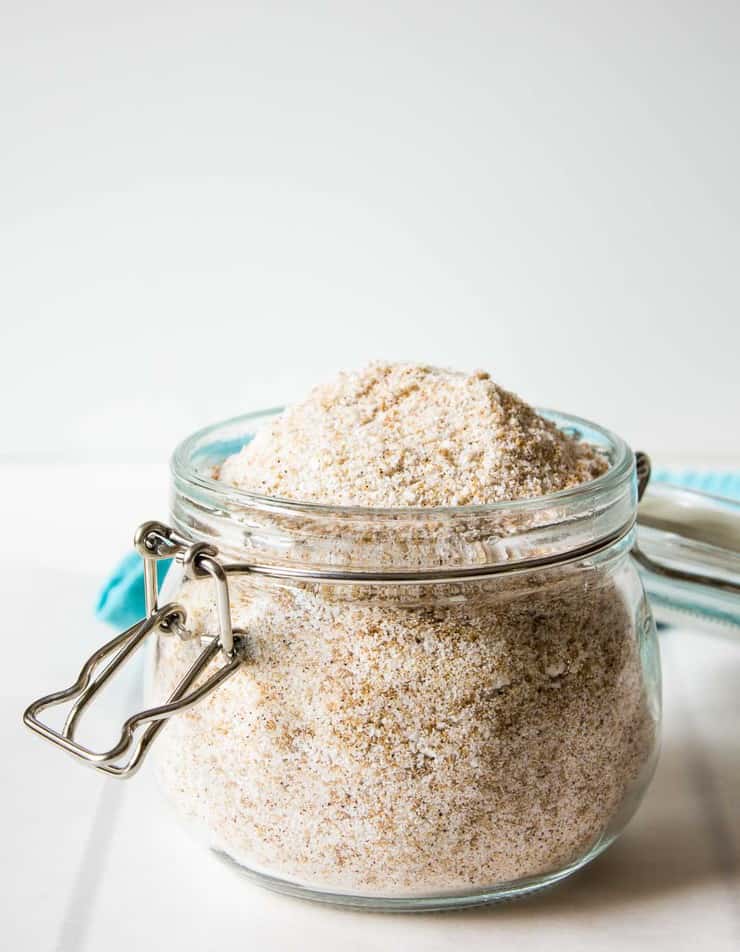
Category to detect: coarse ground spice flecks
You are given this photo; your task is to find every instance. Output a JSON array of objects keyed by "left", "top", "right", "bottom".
[
  {"left": 152, "top": 363, "right": 657, "bottom": 897},
  {"left": 218, "top": 362, "right": 609, "bottom": 506}
]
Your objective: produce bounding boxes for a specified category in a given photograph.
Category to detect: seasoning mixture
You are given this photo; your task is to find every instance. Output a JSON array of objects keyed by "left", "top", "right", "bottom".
[
  {"left": 219, "top": 362, "right": 608, "bottom": 506},
  {"left": 153, "top": 363, "right": 656, "bottom": 895}
]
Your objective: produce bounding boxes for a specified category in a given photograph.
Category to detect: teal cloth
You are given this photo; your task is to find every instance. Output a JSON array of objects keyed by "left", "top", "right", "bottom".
[
  {"left": 95, "top": 470, "right": 740, "bottom": 629},
  {"left": 96, "top": 551, "right": 172, "bottom": 629},
  {"left": 652, "top": 469, "right": 740, "bottom": 499}
]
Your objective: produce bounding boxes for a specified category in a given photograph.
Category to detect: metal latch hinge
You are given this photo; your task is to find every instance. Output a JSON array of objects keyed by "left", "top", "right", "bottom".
[{"left": 23, "top": 522, "right": 245, "bottom": 778}]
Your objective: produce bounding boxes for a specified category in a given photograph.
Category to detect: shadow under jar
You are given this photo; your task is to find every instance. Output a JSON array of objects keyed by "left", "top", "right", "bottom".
[{"left": 147, "top": 409, "right": 660, "bottom": 910}]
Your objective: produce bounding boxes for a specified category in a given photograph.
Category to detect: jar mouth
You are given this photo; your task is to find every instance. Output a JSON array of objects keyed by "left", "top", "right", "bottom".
[
  {"left": 169, "top": 408, "right": 636, "bottom": 571},
  {"left": 171, "top": 407, "right": 634, "bottom": 519}
]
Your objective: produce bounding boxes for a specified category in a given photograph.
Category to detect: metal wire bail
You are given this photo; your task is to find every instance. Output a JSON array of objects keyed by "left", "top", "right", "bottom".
[{"left": 23, "top": 524, "right": 246, "bottom": 778}]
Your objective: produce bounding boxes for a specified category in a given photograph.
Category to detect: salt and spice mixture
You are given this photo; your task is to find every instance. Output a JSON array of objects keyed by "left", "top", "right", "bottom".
[
  {"left": 152, "top": 363, "right": 656, "bottom": 896},
  {"left": 219, "top": 362, "right": 608, "bottom": 507}
]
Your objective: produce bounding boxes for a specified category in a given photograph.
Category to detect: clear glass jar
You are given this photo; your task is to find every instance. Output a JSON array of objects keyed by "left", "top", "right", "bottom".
[
  {"left": 42, "top": 408, "right": 740, "bottom": 909},
  {"left": 147, "top": 409, "right": 660, "bottom": 909}
]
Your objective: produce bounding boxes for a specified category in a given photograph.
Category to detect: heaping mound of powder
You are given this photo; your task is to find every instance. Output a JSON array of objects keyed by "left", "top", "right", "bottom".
[{"left": 218, "top": 362, "right": 608, "bottom": 507}]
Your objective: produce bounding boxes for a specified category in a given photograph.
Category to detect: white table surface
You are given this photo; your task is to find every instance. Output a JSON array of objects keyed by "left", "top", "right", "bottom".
[{"left": 2, "top": 463, "right": 739, "bottom": 952}]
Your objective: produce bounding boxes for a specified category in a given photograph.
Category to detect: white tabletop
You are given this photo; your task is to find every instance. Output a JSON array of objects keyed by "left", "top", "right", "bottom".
[{"left": 3, "top": 464, "right": 739, "bottom": 951}]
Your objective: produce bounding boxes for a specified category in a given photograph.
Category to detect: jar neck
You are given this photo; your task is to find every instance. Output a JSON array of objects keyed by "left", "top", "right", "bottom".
[{"left": 169, "top": 411, "right": 637, "bottom": 574}]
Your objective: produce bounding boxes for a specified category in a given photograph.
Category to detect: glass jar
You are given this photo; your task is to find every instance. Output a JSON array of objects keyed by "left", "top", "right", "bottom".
[{"left": 26, "top": 408, "right": 737, "bottom": 911}]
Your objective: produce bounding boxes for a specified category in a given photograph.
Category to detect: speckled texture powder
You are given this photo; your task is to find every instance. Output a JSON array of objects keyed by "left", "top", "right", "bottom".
[
  {"left": 218, "top": 363, "right": 608, "bottom": 507},
  {"left": 152, "top": 364, "right": 656, "bottom": 897}
]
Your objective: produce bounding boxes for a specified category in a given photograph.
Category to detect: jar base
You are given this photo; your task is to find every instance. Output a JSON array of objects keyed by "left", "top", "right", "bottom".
[{"left": 210, "top": 832, "right": 618, "bottom": 912}]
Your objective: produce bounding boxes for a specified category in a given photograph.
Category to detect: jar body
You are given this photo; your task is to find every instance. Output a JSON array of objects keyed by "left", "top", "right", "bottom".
[{"left": 151, "top": 538, "right": 660, "bottom": 908}]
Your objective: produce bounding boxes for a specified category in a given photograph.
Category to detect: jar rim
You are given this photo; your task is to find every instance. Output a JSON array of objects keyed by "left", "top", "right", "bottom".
[{"left": 170, "top": 406, "right": 635, "bottom": 520}]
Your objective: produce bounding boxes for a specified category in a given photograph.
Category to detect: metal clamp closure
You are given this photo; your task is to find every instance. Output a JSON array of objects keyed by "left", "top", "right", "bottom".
[{"left": 23, "top": 526, "right": 246, "bottom": 778}]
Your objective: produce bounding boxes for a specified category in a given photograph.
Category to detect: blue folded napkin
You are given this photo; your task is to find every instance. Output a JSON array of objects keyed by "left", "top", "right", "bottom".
[{"left": 95, "top": 470, "right": 740, "bottom": 629}]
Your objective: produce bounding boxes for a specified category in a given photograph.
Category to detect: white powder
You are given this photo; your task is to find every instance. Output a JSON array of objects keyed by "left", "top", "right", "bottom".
[{"left": 153, "top": 363, "right": 655, "bottom": 898}]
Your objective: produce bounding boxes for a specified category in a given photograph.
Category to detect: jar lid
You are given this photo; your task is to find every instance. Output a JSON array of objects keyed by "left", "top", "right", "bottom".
[{"left": 636, "top": 481, "right": 740, "bottom": 636}]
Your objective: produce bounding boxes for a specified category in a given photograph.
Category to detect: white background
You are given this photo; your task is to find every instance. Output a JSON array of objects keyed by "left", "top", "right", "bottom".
[{"left": 2, "top": 1, "right": 739, "bottom": 466}]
